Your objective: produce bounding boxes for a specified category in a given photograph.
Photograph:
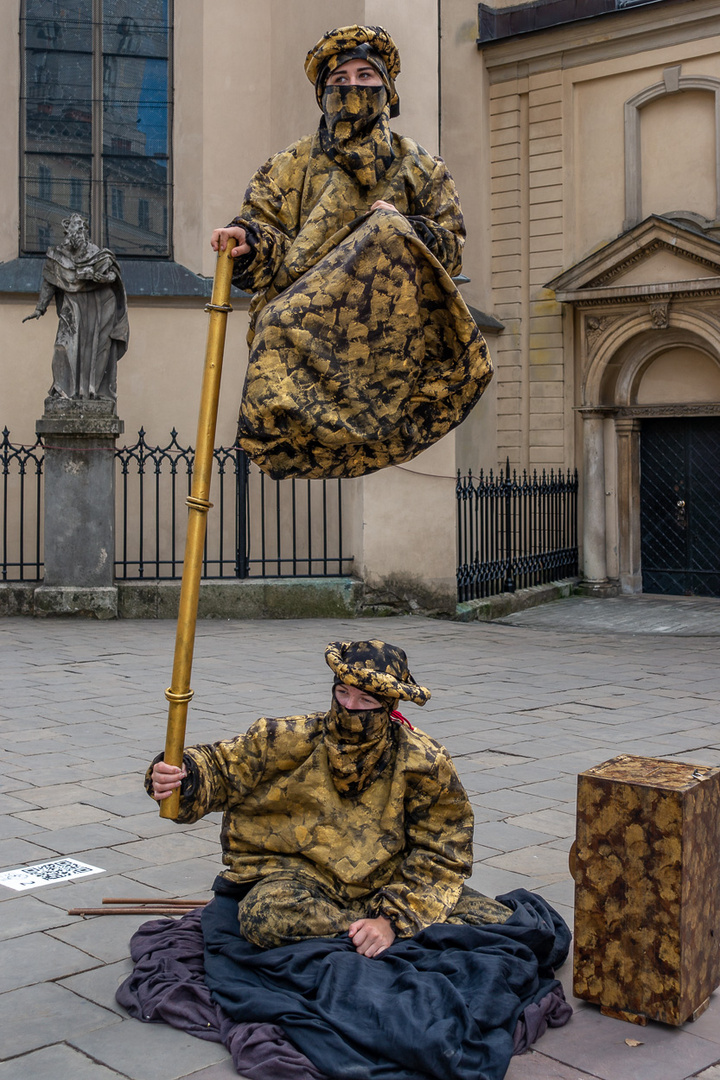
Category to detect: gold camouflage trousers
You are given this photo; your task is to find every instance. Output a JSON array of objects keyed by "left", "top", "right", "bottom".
[{"left": 237, "top": 870, "right": 512, "bottom": 949}]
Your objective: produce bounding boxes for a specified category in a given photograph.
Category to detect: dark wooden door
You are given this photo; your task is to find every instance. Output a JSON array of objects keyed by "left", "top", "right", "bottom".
[{"left": 640, "top": 418, "right": 720, "bottom": 596}]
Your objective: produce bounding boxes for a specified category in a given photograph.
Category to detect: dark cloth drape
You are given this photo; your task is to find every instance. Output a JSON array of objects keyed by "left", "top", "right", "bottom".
[
  {"left": 117, "top": 889, "right": 571, "bottom": 1080},
  {"left": 202, "top": 889, "right": 570, "bottom": 1080}
]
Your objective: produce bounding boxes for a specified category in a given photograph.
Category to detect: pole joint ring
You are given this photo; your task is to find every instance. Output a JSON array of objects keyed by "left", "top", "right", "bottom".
[
  {"left": 186, "top": 495, "right": 213, "bottom": 512},
  {"left": 204, "top": 302, "right": 233, "bottom": 314},
  {"left": 165, "top": 687, "right": 194, "bottom": 705}
]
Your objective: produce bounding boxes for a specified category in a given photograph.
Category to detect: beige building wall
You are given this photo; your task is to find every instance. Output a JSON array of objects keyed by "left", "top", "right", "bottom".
[
  {"left": 2, "top": 0, "right": 469, "bottom": 604},
  {"left": 469, "top": 0, "right": 720, "bottom": 590}
]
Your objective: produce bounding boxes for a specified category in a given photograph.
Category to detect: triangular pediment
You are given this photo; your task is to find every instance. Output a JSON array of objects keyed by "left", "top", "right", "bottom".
[{"left": 547, "top": 215, "right": 720, "bottom": 302}]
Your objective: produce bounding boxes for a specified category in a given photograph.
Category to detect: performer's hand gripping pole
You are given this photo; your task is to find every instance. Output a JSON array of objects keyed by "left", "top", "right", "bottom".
[{"left": 159, "top": 248, "right": 235, "bottom": 819}]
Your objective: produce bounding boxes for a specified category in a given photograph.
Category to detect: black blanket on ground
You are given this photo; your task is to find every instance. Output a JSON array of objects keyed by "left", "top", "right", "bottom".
[{"left": 117, "top": 888, "right": 572, "bottom": 1080}]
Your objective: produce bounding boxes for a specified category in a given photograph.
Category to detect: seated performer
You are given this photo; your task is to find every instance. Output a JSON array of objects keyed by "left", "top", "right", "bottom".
[
  {"left": 148, "top": 639, "right": 511, "bottom": 956},
  {"left": 211, "top": 24, "right": 493, "bottom": 480}
]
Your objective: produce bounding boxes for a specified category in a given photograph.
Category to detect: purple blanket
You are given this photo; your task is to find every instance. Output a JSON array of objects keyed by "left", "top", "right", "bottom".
[{"left": 116, "top": 904, "right": 571, "bottom": 1079}]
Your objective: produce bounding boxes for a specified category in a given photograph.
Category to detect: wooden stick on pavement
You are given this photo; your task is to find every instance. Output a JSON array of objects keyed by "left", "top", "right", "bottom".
[{"left": 159, "top": 246, "right": 235, "bottom": 819}]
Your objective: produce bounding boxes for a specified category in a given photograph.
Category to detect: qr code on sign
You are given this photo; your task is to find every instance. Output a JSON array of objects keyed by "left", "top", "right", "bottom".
[
  {"left": 31, "top": 859, "right": 93, "bottom": 881},
  {"left": 0, "top": 858, "right": 104, "bottom": 891}
]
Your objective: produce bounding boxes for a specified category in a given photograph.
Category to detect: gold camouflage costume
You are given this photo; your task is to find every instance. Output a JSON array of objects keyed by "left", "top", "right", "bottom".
[
  {"left": 147, "top": 640, "right": 510, "bottom": 949},
  {"left": 231, "top": 25, "right": 493, "bottom": 480}
]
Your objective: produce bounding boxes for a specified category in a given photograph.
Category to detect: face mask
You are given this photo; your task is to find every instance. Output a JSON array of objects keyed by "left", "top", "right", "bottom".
[
  {"left": 324, "top": 693, "right": 394, "bottom": 797},
  {"left": 321, "top": 84, "right": 388, "bottom": 142}
]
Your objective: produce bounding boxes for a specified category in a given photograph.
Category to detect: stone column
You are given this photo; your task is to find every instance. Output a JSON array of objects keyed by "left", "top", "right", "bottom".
[
  {"left": 348, "top": 434, "right": 458, "bottom": 616},
  {"left": 35, "top": 399, "right": 124, "bottom": 618},
  {"left": 615, "top": 417, "right": 642, "bottom": 594},
  {"left": 578, "top": 408, "right": 617, "bottom": 594}
]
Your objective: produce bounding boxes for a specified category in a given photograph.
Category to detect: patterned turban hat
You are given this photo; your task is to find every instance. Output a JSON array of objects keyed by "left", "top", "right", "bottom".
[
  {"left": 325, "top": 640, "right": 430, "bottom": 706},
  {"left": 305, "top": 24, "right": 401, "bottom": 117}
]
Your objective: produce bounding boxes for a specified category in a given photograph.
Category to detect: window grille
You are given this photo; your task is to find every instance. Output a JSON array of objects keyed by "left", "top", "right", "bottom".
[
  {"left": 111, "top": 186, "right": 124, "bottom": 220},
  {"left": 138, "top": 197, "right": 150, "bottom": 229},
  {"left": 20, "top": 0, "right": 172, "bottom": 258}
]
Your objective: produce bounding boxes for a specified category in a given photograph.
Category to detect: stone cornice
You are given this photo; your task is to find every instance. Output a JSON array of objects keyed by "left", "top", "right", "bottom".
[
  {"left": 588, "top": 240, "right": 720, "bottom": 287},
  {"left": 481, "top": 0, "right": 720, "bottom": 81},
  {"left": 547, "top": 216, "right": 720, "bottom": 298},
  {"left": 577, "top": 403, "right": 720, "bottom": 416},
  {"left": 554, "top": 279, "right": 720, "bottom": 304}
]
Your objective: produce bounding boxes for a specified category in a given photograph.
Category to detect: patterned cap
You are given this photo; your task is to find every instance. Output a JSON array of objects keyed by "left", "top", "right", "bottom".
[
  {"left": 305, "top": 25, "right": 401, "bottom": 116},
  {"left": 325, "top": 640, "right": 430, "bottom": 705}
]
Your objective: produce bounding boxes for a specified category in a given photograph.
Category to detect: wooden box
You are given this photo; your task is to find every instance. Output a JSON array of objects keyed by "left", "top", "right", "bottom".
[{"left": 572, "top": 754, "right": 720, "bottom": 1026}]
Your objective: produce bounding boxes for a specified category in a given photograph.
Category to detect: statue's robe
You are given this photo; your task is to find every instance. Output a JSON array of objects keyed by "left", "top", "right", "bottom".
[
  {"left": 39, "top": 243, "right": 129, "bottom": 400},
  {"left": 230, "top": 132, "right": 493, "bottom": 479}
]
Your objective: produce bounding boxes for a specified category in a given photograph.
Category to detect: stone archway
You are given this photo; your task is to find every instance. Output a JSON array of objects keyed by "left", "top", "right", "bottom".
[
  {"left": 597, "top": 333, "right": 720, "bottom": 594},
  {"left": 547, "top": 215, "right": 720, "bottom": 594}
]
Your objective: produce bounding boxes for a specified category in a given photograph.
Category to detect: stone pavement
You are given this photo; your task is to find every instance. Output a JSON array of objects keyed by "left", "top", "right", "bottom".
[{"left": 1, "top": 599, "right": 719, "bottom": 1080}]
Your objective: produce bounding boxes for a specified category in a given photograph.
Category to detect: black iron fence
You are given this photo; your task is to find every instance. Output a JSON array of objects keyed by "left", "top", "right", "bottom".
[
  {"left": 1, "top": 428, "right": 353, "bottom": 582},
  {"left": 456, "top": 458, "right": 579, "bottom": 602},
  {"left": 1, "top": 429, "right": 44, "bottom": 581}
]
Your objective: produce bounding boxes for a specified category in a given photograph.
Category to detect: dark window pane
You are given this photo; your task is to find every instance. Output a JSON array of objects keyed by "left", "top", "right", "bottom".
[
  {"left": 21, "top": 157, "right": 92, "bottom": 253},
  {"left": 21, "top": 0, "right": 172, "bottom": 258},
  {"left": 103, "top": 56, "right": 169, "bottom": 158},
  {"left": 103, "top": 0, "right": 169, "bottom": 59},
  {"left": 103, "top": 180, "right": 170, "bottom": 256},
  {"left": 25, "top": 50, "right": 92, "bottom": 154},
  {"left": 25, "top": 0, "right": 92, "bottom": 54}
]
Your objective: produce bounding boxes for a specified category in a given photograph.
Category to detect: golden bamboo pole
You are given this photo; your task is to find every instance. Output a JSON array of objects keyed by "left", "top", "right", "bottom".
[{"left": 159, "top": 247, "right": 235, "bottom": 819}]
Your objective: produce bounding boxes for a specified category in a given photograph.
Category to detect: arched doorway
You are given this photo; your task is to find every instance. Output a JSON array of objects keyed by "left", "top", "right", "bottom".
[{"left": 592, "top": 336, "right": 720, "bottom": 595}]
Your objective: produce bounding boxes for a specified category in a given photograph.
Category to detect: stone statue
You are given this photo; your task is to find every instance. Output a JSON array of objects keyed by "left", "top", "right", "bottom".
[{"left": 23, "top": 213, "right": 129, "bottom": 402}]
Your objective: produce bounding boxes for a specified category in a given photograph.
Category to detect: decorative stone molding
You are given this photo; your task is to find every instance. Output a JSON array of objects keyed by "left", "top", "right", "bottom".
[
  {"left": 624, "top": 70, "right": 720, "bottom": 229},
  {"left": 648, "top": 301, "right": 669, "bottom": 329},
  {"left": 585, "top": 315, "right": 613, "bottom": 350},
  {"left": 617, "top": 402, "right": 720, "bottom": 418}
]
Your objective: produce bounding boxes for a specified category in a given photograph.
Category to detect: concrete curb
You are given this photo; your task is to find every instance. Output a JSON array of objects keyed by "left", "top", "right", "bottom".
[
  {"left": 1, "top": 576, "right": 581, "bottom": 621},
  {"left": 0, "top": 577, "right": 365, "bottom": 620},
  {"left": 454, "top": 579, "right": 579, "bottom": 622}
]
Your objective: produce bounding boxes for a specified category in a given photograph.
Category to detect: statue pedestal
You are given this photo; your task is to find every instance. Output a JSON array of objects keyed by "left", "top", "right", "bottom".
[{"left": 35, "top": 399, "right": 124, "bottom": 618}]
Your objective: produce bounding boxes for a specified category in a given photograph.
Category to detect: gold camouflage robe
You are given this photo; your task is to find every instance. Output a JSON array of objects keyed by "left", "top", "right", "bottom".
[
  {"left": 159, "top": 712, "right": 475, "bottom": 938},
  {"left": 231, "top": 131, "right": 493, "bottom": 479}
]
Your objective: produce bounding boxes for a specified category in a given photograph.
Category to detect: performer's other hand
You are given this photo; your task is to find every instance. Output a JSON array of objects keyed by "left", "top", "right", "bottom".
[
  {"left": 348, "top": 915, "right": 396, "bottom": 957},
  {"left": 211, "top": 226, "right": 251, "bottom": 258},
  {"left": 370, "top": 200, "right": 398, "bottom": 213},
  {"left": 151, "top": 761, "right": 187, "bottom": 801}
]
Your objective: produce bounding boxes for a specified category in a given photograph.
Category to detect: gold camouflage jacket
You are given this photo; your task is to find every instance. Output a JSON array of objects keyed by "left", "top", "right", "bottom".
[
  {"left": 230, "top": 130, "right": 465, "bottom": 334},
  {"left": 156, "top": 713, "right": 474, "bottom": 937}
]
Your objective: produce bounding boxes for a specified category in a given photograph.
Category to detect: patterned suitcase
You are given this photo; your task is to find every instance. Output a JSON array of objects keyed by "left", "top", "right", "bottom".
[{"left": 571, "top": 754, "right": 720, "bottom": 1025}]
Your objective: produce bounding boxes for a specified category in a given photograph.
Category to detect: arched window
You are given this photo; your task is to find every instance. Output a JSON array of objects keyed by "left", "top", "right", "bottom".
[{"left": 20, "top": 0, "right": 173, "bottom": 257}]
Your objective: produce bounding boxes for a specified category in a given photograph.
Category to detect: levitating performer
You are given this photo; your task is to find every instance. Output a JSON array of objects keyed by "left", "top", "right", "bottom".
[{"left": 211, "top": 25, "right": 493, "bottom": 480}]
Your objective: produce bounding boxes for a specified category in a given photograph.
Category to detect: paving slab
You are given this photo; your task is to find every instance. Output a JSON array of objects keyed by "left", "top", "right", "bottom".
[
  {"left": 540, "top": 1005, "right": 720, "bottom": 1080},
  {"left": 0, "top": 893, "right": 75, "bottom": 939},
  {"left": 484, "top": 843, "right": 572, "bottom": 881},
  {"left": 0, "top": 931, "right": 102, "bottom": 993},
  {"left": 70, "top": 1020, "right": 232, "bottom": 1080},
  {"left": 0, "top": 981, "right": 122, "bottom": 1057},
  {"left": 0, "top": 1043, "right": 128, "bottom": 1080},
  {"left": 1, "top": 608, "right": 719, "bottom": 1079},
  {"left": 506, "top": 807, "right": 577, "bottom": 837},
  {"left": 505, "top": 1048, "right": 601, "bottom": 1079},
  {"left": 48, "top": 910, "right": 164, "bottom": 962},
  {"left": 0, "top": 835, "right": 58, "bottom": 868},
  {"left": 184, "top": 1065, "right": 247, "bottom": 1080},
  {"left": 59, "top": 957, "right": 135, "bottom": 1015}
]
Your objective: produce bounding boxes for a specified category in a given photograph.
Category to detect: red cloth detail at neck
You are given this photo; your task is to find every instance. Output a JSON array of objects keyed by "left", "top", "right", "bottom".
[{"left": 390, "top": 709, "right": 414, "bottom": 730}]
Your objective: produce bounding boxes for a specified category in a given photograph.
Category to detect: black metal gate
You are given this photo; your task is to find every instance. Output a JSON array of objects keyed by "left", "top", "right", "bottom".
[{"left": 640, "top": 417, "right": 720, "bottom": 596}]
